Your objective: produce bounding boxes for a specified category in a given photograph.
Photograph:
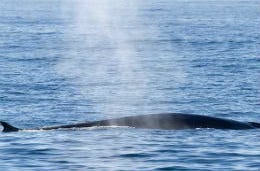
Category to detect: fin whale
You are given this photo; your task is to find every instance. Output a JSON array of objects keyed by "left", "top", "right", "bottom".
[{"left": 1, "top": 113, "right": 260, "bottom": 132}]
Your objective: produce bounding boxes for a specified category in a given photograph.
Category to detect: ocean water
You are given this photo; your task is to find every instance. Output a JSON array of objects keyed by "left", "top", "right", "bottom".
[{"left": 0, "top": 0, "right": 260, "bottom": 170}]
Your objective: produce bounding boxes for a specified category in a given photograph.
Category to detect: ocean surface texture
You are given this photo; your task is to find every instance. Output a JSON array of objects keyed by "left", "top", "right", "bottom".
[{"left": 0, "top": 0, "right": 259, "bottom": 170}]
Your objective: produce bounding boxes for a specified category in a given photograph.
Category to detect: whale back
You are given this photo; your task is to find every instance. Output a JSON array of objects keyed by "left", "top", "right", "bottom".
[
  {"left": 1, "top": 113, "right": 258, "bottom": 132},
  {"left": 102, "top": 113, "right": 255, "bottom": 130}
]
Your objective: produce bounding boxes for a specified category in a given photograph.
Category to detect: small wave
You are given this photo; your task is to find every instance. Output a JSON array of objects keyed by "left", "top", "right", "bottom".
[{"left": 113, "top": 152, "right": 153, "bottom": 158}]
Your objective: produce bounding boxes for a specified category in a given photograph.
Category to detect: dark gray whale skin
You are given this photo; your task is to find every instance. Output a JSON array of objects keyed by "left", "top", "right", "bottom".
[{"left": 1, "top": 113, "right": 260, "bottom": 132}]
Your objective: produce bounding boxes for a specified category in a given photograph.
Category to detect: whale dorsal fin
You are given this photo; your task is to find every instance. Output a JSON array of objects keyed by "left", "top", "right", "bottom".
[{"left": 0, "top": 121, "right": 19, "bottom": 132}]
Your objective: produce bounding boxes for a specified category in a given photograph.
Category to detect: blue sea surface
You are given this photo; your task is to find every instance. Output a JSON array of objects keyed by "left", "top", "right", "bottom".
[{"left": 0, "top": 0, "right": 260, "bottom": 170}]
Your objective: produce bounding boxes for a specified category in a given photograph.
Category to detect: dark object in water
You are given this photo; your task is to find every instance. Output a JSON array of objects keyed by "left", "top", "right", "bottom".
[{"left": 1, "top": 113, "right": 260, "bottom": 132}]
